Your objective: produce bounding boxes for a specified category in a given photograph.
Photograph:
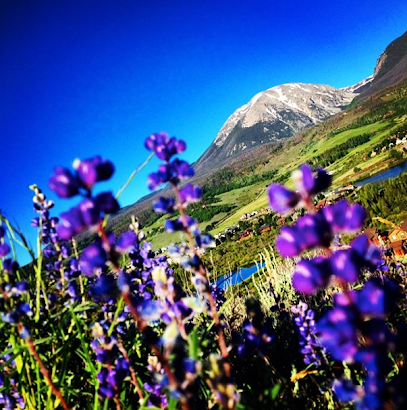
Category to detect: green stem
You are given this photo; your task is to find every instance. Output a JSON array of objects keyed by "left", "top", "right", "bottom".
[
  {"left": 34, "top": 219, "right": 43, "bottom": 323},
  {"left": 21, "top": 325, "right": 72, "bottom": 410}
]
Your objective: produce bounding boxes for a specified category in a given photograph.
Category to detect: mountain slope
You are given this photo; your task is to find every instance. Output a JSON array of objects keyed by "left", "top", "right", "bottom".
[
  {"left": 358, "top": 30, "right": 407, "bottom": 99},
  {"left": 195, "top": 83, "right": 356, "bottom": 171}
]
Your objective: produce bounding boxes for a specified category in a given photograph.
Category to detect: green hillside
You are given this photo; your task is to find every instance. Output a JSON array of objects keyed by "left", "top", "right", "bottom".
[{"left": 139, "top": 80, "right": 407, "bottom": 253}]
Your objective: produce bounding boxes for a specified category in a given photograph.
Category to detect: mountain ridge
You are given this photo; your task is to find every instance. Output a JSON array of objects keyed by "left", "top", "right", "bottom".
[
  {"left": 195, "top": 83, "right": 357, "bottom": 171},
  {"left": 195, "top": 29, "right": 407, "bottom": 172}
]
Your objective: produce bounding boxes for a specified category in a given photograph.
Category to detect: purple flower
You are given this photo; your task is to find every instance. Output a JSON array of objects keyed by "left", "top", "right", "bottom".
[
  {"left": 237, "top": 298, "right": 274, "bottom": 357},
  {"left": 269, "top": 164, "right": 331, "bottom": 214},
  {"left": 298, "top": 164, "right": 315, "bottom": 192},
  {"left": 56, "top": 194, "right": 119, "bottom": 240},
  {"left": 145, "top": 131, "right": 168, "bottom": 151},
  {"left": 357, "top": 278, "right": 400, "bottom": 317},
  {"left": 296, "top": 212, "right": 332, "bottom": 249},
  {"left": 2, "top": 301, "right": 32, "bottom": 324},
  {"left": 78, "top": 198, "right": 101, "bottom": 226},
  {"left": 164, "top": 219, "right": 185, "bottom": 233},
  {"left": 116, "top": 231, "right": 137, "bottom": 254},
  {"left": 164, "top": 216, "right": 198, "bottom": 233},
  {"left": 292, "top": 257, "right": 332, "bottom": 294},
  {"left": 294, "top": 164, "right": 331, "bottom": 196},
  {"left": 75, "top": 156, "right": 115, "bottom": 190},
  {"left": 92, "top": 333, "right": 130, "bottom": 400},
  {"left": 350, "top": 235, "right": 381, "bottom": 270},
  {"left": 292, "top": 301, "right": 325, "bottom": 366},
  {"left": 275, "top": 225, "right": 302, "bottom": 257},
  {"left": 333, "top": 379, "right": 362, "bottom": 403},
  {"left": 89, "top": 274, "right": 118, "bottom": 302},
  {"left": 322, "top": 200, "right": 366, "bottom": 233},
  {"left": 94, "top": 192, "right": 120, "bottom": 214},
  {"left": 195, "top": 233, "right": 214, "bottom": 249},
  {"left": 56, "top": 206, "right": 86, "bottom": 240},
  {"left": 137, "top": 300, "right": 165, "bottom": 322},
  {"left": 43, "top": 245, "right": 56, "bottom": 259},
  {"left": 171, "top": 159, "right": 194, "bottom": 180},
  {"left": 317, "top": 306, "right": 359, "bottom": 362},
  {"left": 2, "top": 258, "right": 18, "bottom": 274},
  {"left": 330, "top": 249, "right": 361, "bottom": 283},
  {"left": 145, "top": 132, "right": 186, "bottom": 162},
  {"left": 0, "top": 242, "right": 10, "bottom": 257},
  {"left": 178, "top": 184, "right": 202, "bottom": 205},
  {"left": 171, "top": 301, "right": 193, "bottom": 322},
  {"left": 276, "top": 212, "right": 331, "bottom": 257},
  {"left": 49, "top": 156, "right": 115, "bottom": 202},
  {"left": 268, "top": 184, "right": 300, "bottom": 214},
  {"left": 153, "top": 197, "right": 176, "bottom": 214},
  {"left": 147, "top": 159, "right": 195, "bottom": 191},
  {"left": 49, "top": 167, "right": 79, "bottom": 198},
  {"left": 144, "top": 380, "right": 168, "bottom": 408},
  {"left": 79, "top": 240, "right": 107, "bottom": 276},
  {"left": 147, "top": 163, "right": 173, "bottom": 190}
]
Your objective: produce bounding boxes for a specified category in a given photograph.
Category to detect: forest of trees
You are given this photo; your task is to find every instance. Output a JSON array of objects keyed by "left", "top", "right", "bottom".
[
  {"left": 310, "top": 133, "right": 371, "bottom": 168},
  {"left": 187, "top": 203, "right": 236, "bottom": 223},
  {"left": 357, "top": 170, "right": 407, "bottom": 223},
  {"left": 201, "top": 167, "right": 278, "bottom": 200}
]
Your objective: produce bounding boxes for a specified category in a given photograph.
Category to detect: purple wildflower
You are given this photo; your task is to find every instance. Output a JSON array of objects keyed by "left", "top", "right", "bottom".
[
  {"left": 237, "top": 298, "right": 274, "bottom": 358},
  {"left": 292, "top": 257, "right": 332, "bottom": 294},
  {"left": 153, "top": 197, "right": 176, "bottom": 214},
  {"left": 322, "top": 200, "right": 366, "bottom": 233},
  {"left": 268, "top": 184, "right": 300, "bottom": 215},
  {"left": 74, "top": 156, "right": 115, "bottom": 191},
  {"left": 79, "top": 240, "right": 107, "bottom": 276},
  {"left": 145, "top": 132, "right": 186, "bottom": 161},
  {"left": 48, "top": 167, "right": 79, "bottom": 198},
  {"left": 292, "top": 301, "right": 326, "bottom": 366},
  {"left": 94, "top": 191, "right": 120, "bottom": 214},
  {"left": 293, "top": 164, "right": 331, "bottom": 197},
  {"left": 317, "top": 305, "right": 359, "bottom": 362},
  {"left": 268, "top": 163, "right": 331, "bottom": 214},
  {"left": 116, "top": 231, "right": 137, "bottom": 254},
  {"left": 0, "top": 242, "right": 10, "bottom": 258},
  {"left": 178, "top": 184, "right": 203, "bottom": 205}
]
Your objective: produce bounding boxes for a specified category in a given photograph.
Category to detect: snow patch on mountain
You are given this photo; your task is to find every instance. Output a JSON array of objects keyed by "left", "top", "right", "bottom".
[
  {"left": 341, "top": 76, "right": 374, "bottom": 93},
  {"left": 214, "top": 83, "right": 356, "bottom": 148}
]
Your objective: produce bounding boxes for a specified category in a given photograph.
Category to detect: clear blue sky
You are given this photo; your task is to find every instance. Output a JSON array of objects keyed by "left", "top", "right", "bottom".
[{"left": 1, "top": 0, "right": 407, "bottom": 264}]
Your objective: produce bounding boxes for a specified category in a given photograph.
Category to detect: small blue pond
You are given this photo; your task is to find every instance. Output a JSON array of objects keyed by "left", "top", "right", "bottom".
[
  {"left": 355, "top": 161, "right": 407, "bottom": 186},
  {"left": 215, "top": 262, "right": 266, "bottom": 291}
]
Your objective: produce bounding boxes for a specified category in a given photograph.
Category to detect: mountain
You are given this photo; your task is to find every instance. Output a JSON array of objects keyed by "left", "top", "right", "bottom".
[
  {"left": 101, "top": 29, "right": 407, "bottom": 240},
  {"left": 358, "top": 29, "right": 407, "bottom": 99},
  {"left": 195, "top": 30, "right": 407, "bottom": 172},
  {"left": 194, "top": 83, "right": 357, "bottom": 171}
]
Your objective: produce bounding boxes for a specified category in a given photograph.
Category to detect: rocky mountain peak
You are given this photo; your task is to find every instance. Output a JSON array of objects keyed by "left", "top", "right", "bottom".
[
  {"left": 357, "top": 30, "right": 407, "bottom": 99},
  {"left": 374, "top": 30, "right": 407, "bottom": 80},
  {"left": 195, "top": 83, "right": 356, "bottom": 170}
]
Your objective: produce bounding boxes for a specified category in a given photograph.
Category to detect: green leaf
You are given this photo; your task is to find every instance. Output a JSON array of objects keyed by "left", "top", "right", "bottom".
[
  {"left": 271, "top": 383, "right": 281, "bottom": 400},
  {"left": 188, "top": 326, "right": 199, "bottom": 360},
  {"left": 70, "top": 307, "right": 98, "bottom": 381},
  {"left": 168, "top": 395, "right": 178, "bottom": 410}
]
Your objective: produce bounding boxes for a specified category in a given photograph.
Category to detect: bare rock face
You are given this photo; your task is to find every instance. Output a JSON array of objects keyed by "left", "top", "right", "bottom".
[
  {"left": 374, "top": 30, "right": 407, "bottom": 80},
  {"left": 195, "top": 83, "right": 356, "bottom": 171},
  {"left": 358, "top": 30, "right": 407, "bottom": 99},
  {"left": 374, "top": 52, "right": 388, "bottom": 79}
]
